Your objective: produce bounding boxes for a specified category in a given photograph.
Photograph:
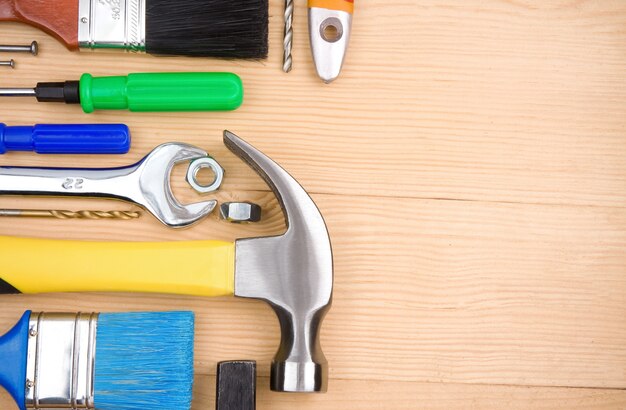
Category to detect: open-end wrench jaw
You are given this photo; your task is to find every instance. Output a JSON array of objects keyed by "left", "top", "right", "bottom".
[
  {"left": 133, "top": 142, "right": 217, "bottom": 228},
  {"left": 224, "top": 131, "right": 334, "bottom": 393}
]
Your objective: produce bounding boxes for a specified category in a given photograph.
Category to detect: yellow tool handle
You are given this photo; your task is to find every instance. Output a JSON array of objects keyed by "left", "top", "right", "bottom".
[
  {"left": 308, "top": 0, "right": 354, "bottom": 14},
  {"left": 0, "top": 236, "right": 235, "bottom": 296}
]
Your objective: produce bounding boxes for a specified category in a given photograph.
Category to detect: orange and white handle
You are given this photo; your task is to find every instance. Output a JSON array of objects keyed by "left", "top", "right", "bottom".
[{"left": 308, "top": 0, "right": 354, "bottom": 83}]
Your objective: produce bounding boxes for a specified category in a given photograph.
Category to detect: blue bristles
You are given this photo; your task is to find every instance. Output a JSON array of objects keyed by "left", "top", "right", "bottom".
[{"left": 93, "top": 311, "right": 195, "bottom": 410}]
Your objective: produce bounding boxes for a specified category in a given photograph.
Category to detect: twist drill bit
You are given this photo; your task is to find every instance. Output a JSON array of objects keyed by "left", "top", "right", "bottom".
[
  {"left": 283, "top": 0, "right": 294, "bottom": 73},
  {"left": 0, "top": 209, "right": 141, "bottom": 220}
]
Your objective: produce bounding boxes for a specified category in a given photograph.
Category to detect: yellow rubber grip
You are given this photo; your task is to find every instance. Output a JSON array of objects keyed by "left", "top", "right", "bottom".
[
  {"left": 0, "top": 236, "right": 235, "bottom": 297},
  {"left": 309, "top": 0, "right": 354, "bottom": 14}
]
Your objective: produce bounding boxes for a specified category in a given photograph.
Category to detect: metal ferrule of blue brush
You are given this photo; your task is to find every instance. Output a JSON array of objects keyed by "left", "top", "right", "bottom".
[
  {"left": 0, "top": 311, "right": 97, "bottom": 410},
  {"left": 25, "top": 312, "right": 98, "bottom": 409}
]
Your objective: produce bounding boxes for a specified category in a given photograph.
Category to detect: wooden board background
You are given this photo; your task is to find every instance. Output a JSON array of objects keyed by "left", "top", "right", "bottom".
[{"left": 1, "top": 0, "right": 626, "bottom": 408}]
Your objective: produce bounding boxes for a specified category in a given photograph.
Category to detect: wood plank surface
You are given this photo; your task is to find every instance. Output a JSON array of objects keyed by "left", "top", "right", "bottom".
[{"left": 1, "top": 0, "right": 626, "bottom": 409}]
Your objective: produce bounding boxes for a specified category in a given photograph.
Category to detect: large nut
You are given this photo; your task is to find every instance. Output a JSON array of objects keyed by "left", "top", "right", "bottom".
[{"left": 220, "top": 202, "right": 262, "bottom": 223}]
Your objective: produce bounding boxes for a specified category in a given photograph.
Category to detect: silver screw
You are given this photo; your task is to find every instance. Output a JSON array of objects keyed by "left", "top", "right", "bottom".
[
  {"left": 0, "top": 41, "right": 38, "bottom": 55},
  {"left": 282, "top": 0, "right": 294, "bottom": 73},
  {"left": 26, "top": 380, "right": 34, "bottom": 389},
  {"left": 29, "top": 328, "right": 38, "bottom": 337},
  {"left": 0, "top": 60, "right": 15, "bottom": 69}
]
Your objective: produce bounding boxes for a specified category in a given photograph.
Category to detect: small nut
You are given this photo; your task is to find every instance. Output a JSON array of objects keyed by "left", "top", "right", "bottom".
[
  {"left": 220, "top": 202, "right": 262, "bottom": 223},
  {"left": 186, "top": 156, "right": 224, "bottom": 194}
]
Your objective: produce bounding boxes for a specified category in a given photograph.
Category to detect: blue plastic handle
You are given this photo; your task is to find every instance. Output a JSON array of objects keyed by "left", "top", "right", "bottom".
[
  {"left": 0, "top": 311, "right": 30, "bottom": 410},
  {"left": 0, "top": 124, "right": 131, "bottom": 154}
]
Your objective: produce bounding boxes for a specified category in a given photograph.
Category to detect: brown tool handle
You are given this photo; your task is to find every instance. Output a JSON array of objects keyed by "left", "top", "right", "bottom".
[
  {"left": 0, "top": 0, "right": 16, "bottom": 20},
  {"left": 0, "top": 0, "right": 79, "bottom": 50}
]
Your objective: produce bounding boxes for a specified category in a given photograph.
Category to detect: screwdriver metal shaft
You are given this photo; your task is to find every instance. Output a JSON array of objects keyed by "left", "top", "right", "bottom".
[
  {"left": 0, "top": 88, "right": 35, "bottom": 96},
  {"left": 0, "top": 209, "right": 141, "bottom": 220}
]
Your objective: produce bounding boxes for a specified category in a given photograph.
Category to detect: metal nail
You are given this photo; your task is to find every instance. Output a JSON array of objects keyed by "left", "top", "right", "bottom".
[
  {"left": 0, "top": 41, "right": 38, "bottom": 55},
  {"left": 0, "top": 60, "right": 15, "bottom": 69}
]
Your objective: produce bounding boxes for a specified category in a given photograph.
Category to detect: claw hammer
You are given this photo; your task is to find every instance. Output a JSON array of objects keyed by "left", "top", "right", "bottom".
[{"left": 0, "top": 131, "right": 334, "bottom": 393}]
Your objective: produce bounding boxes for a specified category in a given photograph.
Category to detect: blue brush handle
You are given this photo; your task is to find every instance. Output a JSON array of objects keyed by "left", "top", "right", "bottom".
[
  {"left": 0, "top": 124, "right": 130, "bottom": 154},
  {"left": 0, "top": 311, "right": 30, "bottom": 410}
]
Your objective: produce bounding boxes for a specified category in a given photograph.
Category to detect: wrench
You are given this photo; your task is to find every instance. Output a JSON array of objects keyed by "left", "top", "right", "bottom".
[{"left": 0, "top": 143, "right": 221, "bottom": 228}]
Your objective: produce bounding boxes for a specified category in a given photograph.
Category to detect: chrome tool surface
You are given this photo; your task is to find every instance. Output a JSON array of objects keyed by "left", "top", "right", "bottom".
[{"left": 224, "top": 131, "right": 333, "bottom": 392}]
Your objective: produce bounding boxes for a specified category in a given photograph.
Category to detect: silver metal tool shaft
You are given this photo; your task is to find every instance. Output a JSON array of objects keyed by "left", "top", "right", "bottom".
[
  {"left": 0, "top": 209, "right": 141, "bottom": 220},
  {"left": 0, "top": 60, "right": 15, "bottom": 69},
  {"left": 0, "top": 41, "right": 38, "bottom": 55},
  {"left": 0, "top": 88, "right": 36, "bottom": 96},
  {"left": 282, "top": 0, "right": 294, "bottom": 72}
]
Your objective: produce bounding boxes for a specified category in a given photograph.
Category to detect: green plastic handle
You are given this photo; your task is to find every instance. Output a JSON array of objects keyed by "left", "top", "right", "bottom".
[{"left": 79, "top": 72, "right": 243, "bottom": 113}]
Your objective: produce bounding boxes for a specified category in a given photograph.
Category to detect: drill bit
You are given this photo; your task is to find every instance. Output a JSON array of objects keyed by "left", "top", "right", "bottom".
[
  {"left": 0, "top": 209, "right": 141, "bottom": 220},
  {"left": 283, "top": 0, "right": 294, "bottom": 72}
]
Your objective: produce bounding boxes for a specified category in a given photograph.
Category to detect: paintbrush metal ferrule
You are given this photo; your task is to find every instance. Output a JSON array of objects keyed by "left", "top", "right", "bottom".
[
  {"left": 25, "top": 312, "right": 98, "bottom": 409},
  {"left": 78, "top": 0, "right": 146, "bottom": 52}
]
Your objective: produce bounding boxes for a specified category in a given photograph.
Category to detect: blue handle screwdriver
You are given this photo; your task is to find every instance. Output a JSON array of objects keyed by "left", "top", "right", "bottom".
[{"left": 0, "top": 123, "right": 130, "bottom": 154}]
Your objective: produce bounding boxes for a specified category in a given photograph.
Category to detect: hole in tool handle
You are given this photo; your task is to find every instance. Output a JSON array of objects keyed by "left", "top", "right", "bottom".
[{"left": 320, "top": 17, "right": 343, "bottom": 43}]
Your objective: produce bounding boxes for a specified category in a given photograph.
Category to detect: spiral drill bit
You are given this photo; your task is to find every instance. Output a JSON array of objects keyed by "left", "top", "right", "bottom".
[
  {"left": 283, "top": 0, "right": 294, "bottom": 72},
  {"left": 0, "top": 209, "right": 141, "bottom": 220}
]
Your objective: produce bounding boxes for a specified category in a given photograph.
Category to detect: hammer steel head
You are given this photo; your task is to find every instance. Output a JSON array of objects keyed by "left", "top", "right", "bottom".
[{"left": 224, "top": 131, "right": 333, "bottom": 393}]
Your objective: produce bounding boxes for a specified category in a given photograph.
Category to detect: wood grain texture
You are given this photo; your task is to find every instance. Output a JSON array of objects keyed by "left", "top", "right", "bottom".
[
  {"left": 1, "top": 377, "right": 626, "bottom": 410},
  {"left": 0, "top": 0, "right": 626, "bottom": 409}
]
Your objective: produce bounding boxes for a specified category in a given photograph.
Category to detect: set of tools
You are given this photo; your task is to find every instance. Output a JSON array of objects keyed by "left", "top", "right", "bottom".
[
  {"left": 0, "top": 0, "right": 337, "bottom": 408},
  {"left": 0, "top": 131, "right": 334, "bottom": 399}
]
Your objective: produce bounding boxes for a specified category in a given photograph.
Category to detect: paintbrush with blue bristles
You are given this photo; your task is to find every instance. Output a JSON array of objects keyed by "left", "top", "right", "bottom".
[{"left": 0, "top": 310, "right": 194, "bottom": 410}]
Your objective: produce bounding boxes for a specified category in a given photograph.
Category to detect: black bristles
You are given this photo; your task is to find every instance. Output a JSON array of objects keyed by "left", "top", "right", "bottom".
[{"left": 145, "top": 0, "right": 269, "bottom": 59}]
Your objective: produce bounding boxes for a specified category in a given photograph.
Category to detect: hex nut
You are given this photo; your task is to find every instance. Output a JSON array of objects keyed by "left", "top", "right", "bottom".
[
  {"left": 220, "top": 202, "right": 262, "bottom": 223},
  {"left": 186, "top": 156, "right": 224, "bottom": 194}
]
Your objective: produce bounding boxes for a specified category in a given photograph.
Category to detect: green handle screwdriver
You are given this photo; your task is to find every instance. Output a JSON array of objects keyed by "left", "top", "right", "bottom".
[{"left": 0, "top": 72, "right": 243, "bottom": 113}]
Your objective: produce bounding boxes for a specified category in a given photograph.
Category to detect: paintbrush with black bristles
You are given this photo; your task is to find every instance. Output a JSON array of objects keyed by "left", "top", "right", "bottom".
[
  {"left": 0, "top": 310, "right": 195, "bottom": 410},
  {"left": 0, "top": 0, "right": 268, "bottom": 58}
]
